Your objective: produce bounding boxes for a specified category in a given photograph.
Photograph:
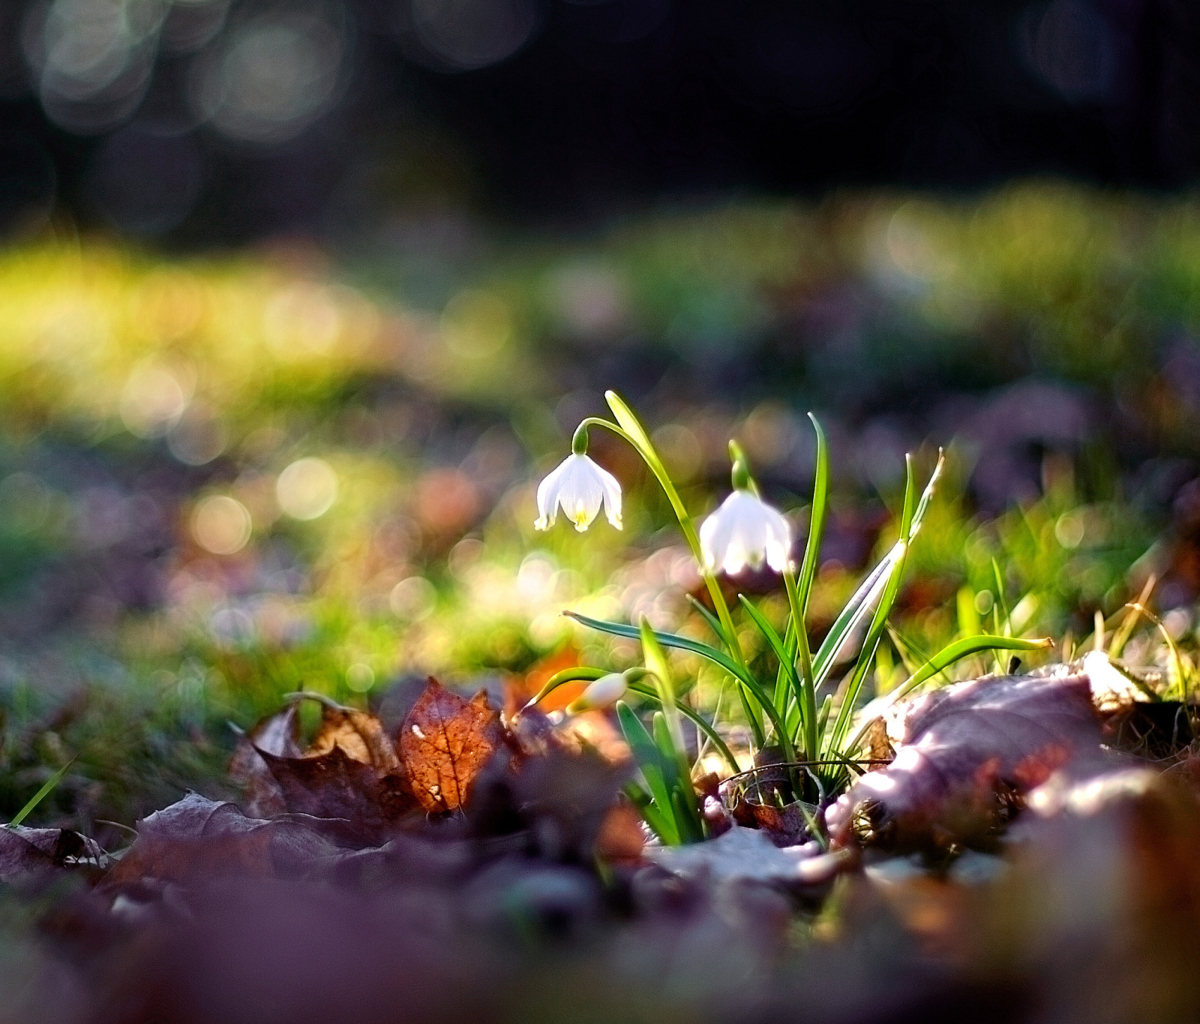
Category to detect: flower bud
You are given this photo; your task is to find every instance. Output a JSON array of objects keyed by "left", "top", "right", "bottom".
[{"left": 566, "top": 672, "right": 628, "bottom": 713}]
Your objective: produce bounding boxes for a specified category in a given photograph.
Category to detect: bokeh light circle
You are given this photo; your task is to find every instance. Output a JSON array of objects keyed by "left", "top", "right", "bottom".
[
  {"left": 410, "top": 0, "right": 541, "bottom": 71},
  {"left": 191, "top": 494, "right": 252, "bottom": 554},
  {"left": 192, "top": 12, "right": 344, "bottom": 143},
  {"left": 276, "top": 457, "right": 338, "bottom": 520}
]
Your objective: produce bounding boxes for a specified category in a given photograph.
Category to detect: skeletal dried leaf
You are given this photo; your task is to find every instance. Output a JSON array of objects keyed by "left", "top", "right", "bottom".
[{"left": 399, "top": 679, "right": 504, "bottom": 813}]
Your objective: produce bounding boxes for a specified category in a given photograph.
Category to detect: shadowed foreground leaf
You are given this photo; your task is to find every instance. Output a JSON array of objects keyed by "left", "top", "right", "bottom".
[{"left": 102, "top": 792, "right": 341, "bottom": 887}]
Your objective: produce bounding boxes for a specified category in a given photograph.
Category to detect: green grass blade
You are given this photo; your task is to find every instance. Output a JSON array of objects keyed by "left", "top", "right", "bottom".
[
  {"left": 738, "top": 595, "right": 799, "bottom": 699},
  {"left": 569, "top": 610, "right": 783, "bottom": 750},
  {"left": 809, "top": 542, "right": 904, "bottom": 690},
  {"left": 795, "top": 413, "right": 829, "bottom": 618},
  {"left": 623, "top": 780, "right": 674, "bottom": 844},
  {"left": 824, "top": 452, "right": 945, "bottom": 757},
  {"left": 8, "top": 758, "right": 75, "bottom": 828},
  {"left": 991, "top": 557, "right": 1012, "bottom": 634},
  {"left": 627, "top": 682, "right": 740, "bottom": 773},
  {"left": 617, "top": 702, "right": 679, "bottom": 845},
  {"left": 652, "top": 712, "right": 702, "bottom": 843},
  {"left": 784, "top": 568, "right": 819, "bottom": 760},
  {"left": 686, "top": 594, "right": 730, "bottom": 648},
  {"left": 844, "top": 634, "right": 1054, "bottom": 754}
]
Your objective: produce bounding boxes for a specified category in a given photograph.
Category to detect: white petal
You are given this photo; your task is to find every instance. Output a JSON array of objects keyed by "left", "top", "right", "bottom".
[
  {"left": 534, "top": 457, "right": 569, "bottom": 530},
  {"left": 699, "top": 491, "right": 791, "bottom": 576},
  {"left": 568, "top": 672, "right": 628, "bottom": 713},
  {"left": 700, "top": 493, "right": 740, "bottom": 571},
  {"left": 596, "top": 462, "right": 623, "bottom": 530},
  {"left": 557, "top": 455, "right": 605, "bottom": 532}
]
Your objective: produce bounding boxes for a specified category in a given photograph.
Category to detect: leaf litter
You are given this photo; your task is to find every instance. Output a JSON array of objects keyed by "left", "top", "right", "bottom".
[{"left": 8, "top": 668, "right": 1200, "bottom": 1023}]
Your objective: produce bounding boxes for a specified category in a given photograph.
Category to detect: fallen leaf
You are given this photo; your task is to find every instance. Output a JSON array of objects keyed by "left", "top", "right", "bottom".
[
  {"left": 308, "top": 701, "right": 401, "bottom": 774},
  {"left": 644, "top": 825, "right": 848, "bottom": 887},
  {"left": 257, "top": 746, "right": 417, "bottom": 831},
  {"left": 594, "top": 802, "right": 645, "bottom": 862},
  {"left": 231, "top": 697, "right": 419, "bottom": 832},
  {"left": 102, "top": 792, "right": 340, "bottom": 888},
  {"left": 826, "top": 669, "right": 1110, "bottom": 851},
  {"left": 228, "top": 704, "right": 301, "bottom": 817},
  {"left": 0, "top": 829, "right": 57, "bottom": 880},
  {"left": 399, "top": 679, "right": 504, "bottom": 813}
]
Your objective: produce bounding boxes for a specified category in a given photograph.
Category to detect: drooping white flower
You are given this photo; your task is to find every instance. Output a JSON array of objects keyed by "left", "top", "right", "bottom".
[
  {"left": 699, "top": 490, "right": 792, "bottom": 574},
  {"left": 534, "top": 453, "right": 622, "bottom": 532},
  {"left": 567, "top": 672, "right": 628, "bottom": 713}
]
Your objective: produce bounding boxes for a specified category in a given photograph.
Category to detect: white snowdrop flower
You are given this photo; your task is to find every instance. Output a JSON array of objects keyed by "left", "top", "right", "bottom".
[
  {"left": 699, "top": 490, "right": 792, "bottom": 575},
  {"left": 534, "top": 453, "right": 622, "bottom": 532},
  {"left": 567, "top": 672, "right": 628, "bottom": 713}
]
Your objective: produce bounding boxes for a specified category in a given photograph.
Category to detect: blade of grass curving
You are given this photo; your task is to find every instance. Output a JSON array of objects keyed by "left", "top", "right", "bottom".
[
  {"left": 844, "top": 634, "right": 1054, "bottom": 753},
  {"left": 794, "top": 413, "right": 830, "bottom": 618},
  {"left": 8, "top": 758, "right": 75, "bottom": 828},
  {"left": 809, "top": 542, "right": 903, "bottom": 691},
  {"left": 623, "top": 780, "right": 675, "bottom": 844},
  {"left": 603, "top": 391, "right": 750, "bottom": 679},
  {"left": 784, "top": 569, "right": 819, "bottom": 760},
  {"left": 640, "top": 619, "right": 678, "bottom": 722},
  {"left": 736, "top": 595, "right": 801, "bottom": 762},
  {"left": 824, "top": 453, "right": 943, "bottom": 757},
  {"left": 1122, "top": 603, "right": 1193, "bottom": 701},
  {"left": 772, "top": 617, "right": 797, "bottom": 717},
  {"left": 991, "top": 558, "right": 1012, "bottom": 635},
  {"left": 627, "top": 682, "right": 740, "bottom": 773},
  {"left": 686, "top": 594, "right": 731, "bottom": 649},
  {"left": 653, "top": 712, "right": 702, "bottom": 842},
  {"left": 739, "top": 595, "right": 799, "bottom": 703},
  {"left": 617, "top": 702, "right": 679, "bottom": 845},
  {"left": 1109, "top": 575, "right": 1157, "bottom": 659},
  {"left": 569, "top": 611, "right": 778, "bottom": 747}
]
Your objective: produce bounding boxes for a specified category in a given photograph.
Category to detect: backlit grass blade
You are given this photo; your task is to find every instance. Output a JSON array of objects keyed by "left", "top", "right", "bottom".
[
  {"left": 569, "top": 610, "right": 787, "bottom": 754},
  {"left": 617, "top": 702, "right": 679, "bottom": 845},
  {"left": 8, "top": 758, "right": 75, "bottom": 828},
  {"left": 627, "top": 681, "right": 740, "bottom": 773},
  {"left": 686, "top": 594, "right": 730, "bottom": 649},
  {"left": 824, "top": 451, "right": 945, "bottom": 757},
  {"left": 623, "top": 780, "right": 674, "bottom": 844},
  {"left": 653, "top": 712, "right": 703, "bottom": 842},
  {"left": 845, "top": 634, "right": 1054, "bottom": 753},
  {"left": 809, "top": 542, "right": 903, "bottom": 690},
  {"left": 794, "top": 412, "right": 829, "bottom": 618}
]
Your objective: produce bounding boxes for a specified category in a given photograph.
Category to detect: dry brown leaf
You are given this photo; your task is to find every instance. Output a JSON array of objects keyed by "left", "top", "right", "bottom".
[
  {"left": 307, "top": 702, "right": 401, "bottom": 774},
  {"left": 826, "top": 669, "right": 1110, "bottom": 851},
  {"left": 256, "top": 746, "right": 418, "bottom": 830},
  {"left": 102, "top": 792, "right": 340, "bottom": 888},
  {"left": 228, "top": 703, "right": 301, "bottom": 818},
  {"left": 230, "top": 697, "right": 418, "bottom": 831},
  {"left": 399, "top": 679, "right": 504, "bottom": 813}
]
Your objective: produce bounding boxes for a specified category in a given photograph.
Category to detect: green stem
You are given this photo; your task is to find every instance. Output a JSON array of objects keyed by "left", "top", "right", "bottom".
[
  {"left": 577, "top": 414, "right": 764, "bottom": 747},
  {"left": 784, "top": 568, "right": 819, "bottom": 762}
]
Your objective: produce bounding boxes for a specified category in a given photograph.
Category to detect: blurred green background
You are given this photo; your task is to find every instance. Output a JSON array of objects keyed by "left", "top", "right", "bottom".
[{"left": 4, "top": 183, "right": 1200, "bottom": 830}]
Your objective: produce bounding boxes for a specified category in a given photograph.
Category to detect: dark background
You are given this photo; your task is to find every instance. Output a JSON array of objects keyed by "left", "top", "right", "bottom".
[{"left": 3, "top": 0, "right": 1200, "bottom": 245}]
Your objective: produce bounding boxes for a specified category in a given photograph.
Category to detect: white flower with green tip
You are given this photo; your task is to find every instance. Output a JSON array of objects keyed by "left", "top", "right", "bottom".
[
  {"left": 699, "top": 490, "right": 792, "bottom": 575},
  {"left": 567, "top": 672, "right": 629, "bottom": 713},
  {"left": 534, "top": 452, "right": 622, "bottom": 533}
]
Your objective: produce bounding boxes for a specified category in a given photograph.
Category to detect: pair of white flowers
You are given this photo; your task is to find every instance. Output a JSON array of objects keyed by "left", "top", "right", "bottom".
[{"left": 534, "top": 452, "right": 792, "bottom": 576}]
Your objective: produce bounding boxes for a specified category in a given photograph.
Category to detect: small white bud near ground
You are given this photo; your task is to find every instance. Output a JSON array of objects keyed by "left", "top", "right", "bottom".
[{"left": 567, "top": 672, "right": 628, "bottom": 713}]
